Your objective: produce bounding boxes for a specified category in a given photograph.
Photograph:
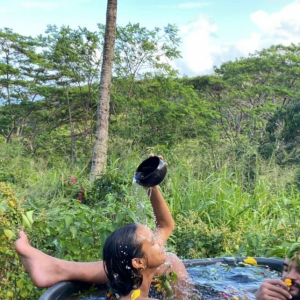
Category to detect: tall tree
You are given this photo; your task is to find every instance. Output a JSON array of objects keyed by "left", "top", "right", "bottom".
[
  {"left": 39, "top": 25, "right": 102, "bottom": 164},
  {"left": 90, "top": 0, "right": 117, "bottom": 177},
  {"left": 0, "top": 28, "right": 49, "bottom": 144}
]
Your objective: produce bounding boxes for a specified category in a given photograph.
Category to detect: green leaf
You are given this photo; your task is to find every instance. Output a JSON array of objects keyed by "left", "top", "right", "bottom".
[
  {"left": 17, "top": 279, "right": 24, "bottom": 289},
  {"left": 168, "top": 271, "right": 178, "bottom": 283},
  {"left": 0, "top": 201, "right": 8, "bottom": 212},
  {"left": 70, "top": 227, "right": 77, "bottom": 237},
  {"left": 116, "top": 213, "right": 124, "bottom": 224},
  {"left": 124, "top": 207, "right": 138, "bottom": 223},
  {"left": 4, "top": 229, "right": 14, "bottom": 240},
  {"left": 26, "top": 210, "right": 34, "bottom": 224},
  {"left": 65, "top": 216, "right": 73, "bottom": 228},
  {"left": 22, "top": 214, "right": 32, "bottom": 229},
  {"left": 100, "top": 231, "right": 109, "bottom": 247},
  {"left": 7, "top": 291, "right": 14, "bottom": 298},
  {"left": 71, "top": 244, "right": 80, "bottom": 255},
  {"left": 20, "top": 290, "right": 28, "bottom": 298},
  {"left": 163, "top": 280, "right": 173, "bottom": 294}
]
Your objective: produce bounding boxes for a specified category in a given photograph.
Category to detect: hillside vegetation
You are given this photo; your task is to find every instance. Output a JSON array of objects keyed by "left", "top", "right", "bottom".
[{"left": 1, "top": 25, "right": 300, "bottom": 299}]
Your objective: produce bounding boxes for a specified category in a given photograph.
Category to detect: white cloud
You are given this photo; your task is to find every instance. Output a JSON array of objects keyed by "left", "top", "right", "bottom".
[
  {"left": 249, "top": 0, "right": 300, "bottom": 47},
  {"left": 178, "top": 2, "right": 212, "bottom": 9},
  {"left": 251, "top": 1, "right": 300, "bottom": 33},
  {"left": 234, "top": 32, "right": 261, "bottom": 56},
  {"left": 175, "top": 14, "right": 222, "bottom": 76},
  {"left": 232, "top": 0, "right": 300, "bottom": 57},
  {"left": 175, "top": 0, "right": 300, "bottom": 76}
]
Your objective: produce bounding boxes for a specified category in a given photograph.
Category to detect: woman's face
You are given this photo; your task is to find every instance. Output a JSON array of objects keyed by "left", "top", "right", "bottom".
[
  {"left": 282, "top": 256, "right": 300, "bottom": 299},
  {"left": 136, "top": 225, "right": 166, "bottom": 269}
]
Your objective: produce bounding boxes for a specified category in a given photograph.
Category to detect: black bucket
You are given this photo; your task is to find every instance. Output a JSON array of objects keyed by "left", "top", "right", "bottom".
[{"left": 133, "top": 156, "right": 167, "bottom": 188}]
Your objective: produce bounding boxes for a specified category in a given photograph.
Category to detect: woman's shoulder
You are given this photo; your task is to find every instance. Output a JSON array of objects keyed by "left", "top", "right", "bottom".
[{"left": 155, "top": 253, "right": 188, "bottom": 277}]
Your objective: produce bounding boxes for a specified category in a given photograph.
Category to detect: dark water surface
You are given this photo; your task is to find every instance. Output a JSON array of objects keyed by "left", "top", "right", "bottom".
[{"left": 189, "top": 262, "right": 281, "bottom": 300}]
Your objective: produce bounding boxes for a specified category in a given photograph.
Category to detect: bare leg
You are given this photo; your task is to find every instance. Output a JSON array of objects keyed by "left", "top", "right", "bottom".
[
  {"left": 15, "top": 231, "right": 108, "bottom": 288},
  {"left": 15, "top": 231, "right": 191, "bottom": 298}
]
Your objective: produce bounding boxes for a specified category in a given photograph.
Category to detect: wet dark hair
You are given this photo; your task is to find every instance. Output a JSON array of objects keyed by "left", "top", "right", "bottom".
[{"left": 103, "top": 223, "right": 145, "bottom": 296}]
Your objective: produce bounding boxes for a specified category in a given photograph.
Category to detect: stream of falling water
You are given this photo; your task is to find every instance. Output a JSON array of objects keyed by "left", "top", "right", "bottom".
[{"left": 131, "top": 180, "right": 154, "bottom": 227}]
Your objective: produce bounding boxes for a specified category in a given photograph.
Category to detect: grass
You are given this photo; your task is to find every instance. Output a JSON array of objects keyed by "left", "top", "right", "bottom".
[
  {"left": 2, "top": 140, "right": 300, "bottom": 256},
  {"left": 2, "top": 140, "right": 300, "bottom": 299}
]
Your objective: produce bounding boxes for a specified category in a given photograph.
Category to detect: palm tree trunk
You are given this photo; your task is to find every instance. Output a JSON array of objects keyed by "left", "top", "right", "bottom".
[{"left": 90, "top": 0, "right": 117, "bottom": 177}]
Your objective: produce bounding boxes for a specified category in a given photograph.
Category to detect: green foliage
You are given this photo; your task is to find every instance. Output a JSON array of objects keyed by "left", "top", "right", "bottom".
[
  {"left": 173, "top": 211, "right": 243, "bottom": 259},
  {"left": 259, "top": 100, "right": 300, "bottom": 166},
  {"left": 30, "top": 201, "right": 116, "bottom": 261},
  {"left": 153, "top": 268, "right": 178, "bottom": 299},
  {"left": 112, "top": 23, "right": 181, "bottom": 79},
  {"left": 110, "top": 76, "right": 216, "bottom": 147},
  {"left": 85, "top": 168, "right": 131, "bottom": 207},
  {"left": 29, "top": 197, "right": 142, "bottom": 261},
  {"left": 286, "top": 243, "right": 300, "bottom": 260},
  {"left": 0, "top": 144, "right": 91, "bottom": 210},
  {"left": 0, "top": 28, "right": 49, "bottom": 145},
  {"left": 0, "top": 182, "right": 41, "bottom": 299},
  {"left": 163, "top": 143, "right": 300, "bottom": 259}
]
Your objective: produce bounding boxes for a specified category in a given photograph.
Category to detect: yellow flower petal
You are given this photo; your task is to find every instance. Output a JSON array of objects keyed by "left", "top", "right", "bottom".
[
  {"left": 131, "top": 289, "right": 141, "bottom": 300},
  {"left": 285, "top": 278, "right": 292, "bottom": 286},
  {"left": 243, "top": 257, "right": 257, "bottom": 265}
]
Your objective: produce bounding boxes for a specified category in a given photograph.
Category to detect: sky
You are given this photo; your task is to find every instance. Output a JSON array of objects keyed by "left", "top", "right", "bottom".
[{"left": 1, "top": 0, "right": 300, "bottom": 77}]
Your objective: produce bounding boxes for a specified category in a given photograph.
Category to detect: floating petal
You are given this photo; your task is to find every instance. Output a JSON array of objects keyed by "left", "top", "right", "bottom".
[{"left": 243, "top": 257, "right": 257, "bottom": 266}]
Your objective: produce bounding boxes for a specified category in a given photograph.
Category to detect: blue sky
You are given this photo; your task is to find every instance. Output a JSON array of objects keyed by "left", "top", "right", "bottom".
[{"left": 1, "top": 0, "right": 300, "bottom": 76}]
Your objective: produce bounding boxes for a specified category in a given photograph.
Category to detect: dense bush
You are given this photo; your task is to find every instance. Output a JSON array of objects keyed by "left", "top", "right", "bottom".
[
  {"left": 172, "top": 211, "right": 243, "bottom": 259},
  {"left": 30, "top": 199, "right": 138, "bottom": 261},
  {"left": 85, "top": 168, "right": 131, "bottom": 207},
  {"left": 0, "top": 183, "right": 41, "bottom": 299}
]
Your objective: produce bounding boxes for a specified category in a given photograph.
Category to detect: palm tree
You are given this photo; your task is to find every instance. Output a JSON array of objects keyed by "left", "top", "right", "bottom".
[{"left": 90, "top": 0, "right": 117, "bottom": 177}]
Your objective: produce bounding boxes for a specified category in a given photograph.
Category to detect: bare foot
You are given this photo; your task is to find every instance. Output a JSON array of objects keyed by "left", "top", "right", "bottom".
[{"left": 15, "top": 231, "right": 63, "bottom": 288}]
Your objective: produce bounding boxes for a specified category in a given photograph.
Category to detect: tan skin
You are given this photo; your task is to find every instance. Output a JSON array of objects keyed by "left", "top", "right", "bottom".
[
  {"left": 255, "top": 255, "right": 300, "bottom": 300},
  {"left": 118, "top": 181, "right": 174, "bottom": 300},
  {"left": 15, "top": 156, "right": 192, "bottom": 299},
  {"left": 15, "top": 233, "right": 189, "bottom": 298},
  {"left": 122, "top": 225, "right": 167, "bottom": 300}
]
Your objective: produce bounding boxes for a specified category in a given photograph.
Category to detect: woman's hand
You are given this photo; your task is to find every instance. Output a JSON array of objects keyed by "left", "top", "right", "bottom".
[{"left": 149, "top": 153, "right": 168, "bottom": 167}]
